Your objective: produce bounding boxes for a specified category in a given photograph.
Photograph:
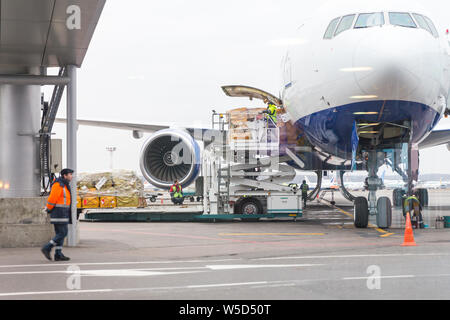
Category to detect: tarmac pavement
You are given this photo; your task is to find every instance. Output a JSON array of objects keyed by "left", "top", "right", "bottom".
[{"left": 0, "top": 192, "right": 449, "bottom": 300}]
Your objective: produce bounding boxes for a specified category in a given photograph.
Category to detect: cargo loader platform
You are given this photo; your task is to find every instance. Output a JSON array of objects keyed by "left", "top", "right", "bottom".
[{"left": 81, "top": 204, "right": 301, "bottom": 222}]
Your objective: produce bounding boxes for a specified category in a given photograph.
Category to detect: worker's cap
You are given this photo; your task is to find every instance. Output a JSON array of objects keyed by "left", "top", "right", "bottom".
[{"left": 60, "top": 168, "right": 74, "bottom": 176}]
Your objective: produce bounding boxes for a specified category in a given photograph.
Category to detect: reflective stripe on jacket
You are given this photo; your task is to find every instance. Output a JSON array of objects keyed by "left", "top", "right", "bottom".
[
  {"left": 267, "top": 104, "right": 277, "bottom": 123},
  {"left": 301, "top": 183, "right": 309, "bottom": 194},
  {"left": 404, "top": 196, "right": 421, "bottom": 214},
  {"left": 170, "top": 185, "right": 183, "bottom": 198},
  {"left": 47, "top": 178, "right": 72, "bottom": 224}
]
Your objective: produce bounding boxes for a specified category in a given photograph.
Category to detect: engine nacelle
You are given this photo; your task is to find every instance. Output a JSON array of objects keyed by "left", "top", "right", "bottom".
[
  {"left": 139, "top": 129, "right": 201, "bottom": 189},
  {"left": 447, "top": 143, "right": 450, "bottom": 152}
]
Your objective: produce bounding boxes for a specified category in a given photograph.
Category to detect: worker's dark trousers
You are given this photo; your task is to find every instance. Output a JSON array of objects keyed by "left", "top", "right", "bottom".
[
  {"left": 43, "top": 224, "right": 68, "bottom": 256},
  {"left": 302, "top": 194, "right": 307, "bottom": 207},
  {"left": 171, "top": 196, "right": 184, "bottom": 205}
]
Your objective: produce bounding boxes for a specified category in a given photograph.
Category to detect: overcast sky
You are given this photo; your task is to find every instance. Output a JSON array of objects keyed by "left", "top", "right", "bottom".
[{"left": 48, "top": 0, "right": 450, "bottom": 175}]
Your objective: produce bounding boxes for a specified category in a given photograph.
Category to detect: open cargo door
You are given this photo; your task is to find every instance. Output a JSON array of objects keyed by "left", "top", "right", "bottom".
[{"left": 222, "top": 85, "right": 283, "bottom": 107}]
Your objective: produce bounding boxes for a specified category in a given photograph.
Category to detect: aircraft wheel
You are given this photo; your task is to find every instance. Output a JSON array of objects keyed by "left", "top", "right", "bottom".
[
  {"left": 354, "top": 197, "right": 369, "bottom": 228},
  {"left": 393, "top": 188, "right": 405, "bottom": 207},
  {"left": 416, "top": 188, "right": 429, "bottom": 207},
  {"left": 376, "top": 197, "right": 392, "bottom": 228}
]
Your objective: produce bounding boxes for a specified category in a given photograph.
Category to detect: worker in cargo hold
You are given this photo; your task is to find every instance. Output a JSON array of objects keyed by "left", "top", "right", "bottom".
[
  {"left": 41, "top": 168, "right": 74, "bottom": 261},
  {"left": 170, "top": 180, "right": 184, "bottom": 205},
  {"left": 262, "top": 98, "right": 277, "bottom": 126},
  {"left": 300, "top": 180, "right": 309, "bottom": 208}
]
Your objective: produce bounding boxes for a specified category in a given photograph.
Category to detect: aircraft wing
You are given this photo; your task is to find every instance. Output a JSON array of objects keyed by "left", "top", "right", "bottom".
[
  {"left": 55, "top": 118, "right": 168, "bottom": 133},
  {"left": 54, "top": 118, "right": 222, "bottom": 142},
  {"left": 419, "top": 130, "right": 450, "bottom": 149}
]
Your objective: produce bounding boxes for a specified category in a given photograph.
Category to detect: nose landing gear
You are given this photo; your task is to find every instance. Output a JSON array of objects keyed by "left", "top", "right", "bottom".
[{"left": 354, "top": 150, "right": 392, "bottom": 229}]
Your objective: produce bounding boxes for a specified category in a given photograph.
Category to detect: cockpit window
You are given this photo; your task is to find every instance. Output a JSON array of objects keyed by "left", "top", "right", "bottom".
[
  {"left": 412, "top": 13, "right": 432, "bottom": 34},
  {"left": 354, "top": 13, "right": 385, "bottom": 29},
  {"left": 335, "top": 15, "right": 356, "bottom": 36},
  {"left": 324, "top": 17, "right": 341, "bottom": 39},
  {"left": 423, "top": 15, "right": 439, "bottom": 38},
  {"left": 389, "top": 12, "right": 417, "bottom": 28}
]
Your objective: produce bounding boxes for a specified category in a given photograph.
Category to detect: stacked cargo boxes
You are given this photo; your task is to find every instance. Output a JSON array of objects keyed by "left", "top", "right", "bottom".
[
  {"left": 227, "top": 107, "right": 266, "bottom": 142},
  {"left": 77, "top": 170, "right": 145, "bottom": 209}
]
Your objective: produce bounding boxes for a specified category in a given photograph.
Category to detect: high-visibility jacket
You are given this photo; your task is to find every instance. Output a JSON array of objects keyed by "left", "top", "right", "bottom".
[
  {"left": 267, "top": 103, "right": 277, "bottom": 124},
  {"left": 301, "top": 183, "right": 309, "bottom": 195},
  {"left": 404, "top": 196, "right": 421, "bottom": 215},
  {"left": 47, "top": 178, "right": 72, "bottom": 224},
  {"left": 170, "top": 184, "right": 183, "bottom": 198}
]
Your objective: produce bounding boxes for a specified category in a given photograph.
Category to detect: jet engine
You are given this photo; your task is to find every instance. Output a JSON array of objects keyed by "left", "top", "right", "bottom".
[{"left": 139, "top": 129, "right": 201, "bottom": 189}]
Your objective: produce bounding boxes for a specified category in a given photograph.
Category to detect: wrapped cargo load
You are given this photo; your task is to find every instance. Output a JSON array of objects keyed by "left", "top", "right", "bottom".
[
  {"left": 76, "top": 170, "right": 145, "bottom": 209},
  {"left": 227, "top": 107, "right": 267, "bottom": 142},
  {"left": 100, "top": 196, "right": 117, "bottom": 208}
]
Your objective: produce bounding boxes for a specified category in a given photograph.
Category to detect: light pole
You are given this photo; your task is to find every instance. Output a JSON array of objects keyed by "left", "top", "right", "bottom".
[{"left": 106, "top": 146, "right": 117, "bottom": 171}]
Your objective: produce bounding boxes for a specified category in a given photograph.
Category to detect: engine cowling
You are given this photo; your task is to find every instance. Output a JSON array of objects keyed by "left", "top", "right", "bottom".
[
  {"left": 139, "top": 129, "right": 201, "bottom": 189},
  {"left": 447, "top": 143, "right": 450, "bottom": 152}
]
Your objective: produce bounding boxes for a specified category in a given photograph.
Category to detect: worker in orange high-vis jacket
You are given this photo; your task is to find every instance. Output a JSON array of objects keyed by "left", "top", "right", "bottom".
[{"left": 41, "top": 168, "right": 74, "bottom": 261}]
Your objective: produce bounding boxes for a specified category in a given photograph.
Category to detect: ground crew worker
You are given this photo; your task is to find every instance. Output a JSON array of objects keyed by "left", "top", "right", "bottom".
[
  {"left": 170, "top": 180, "right": 184, "bottom": 205},
  {"left": 262, "top": 98, "right": 277, "bottom": 126},
  {"left": 300, "top": 180, "right": 309, "bottom": 208},
  {"left": 403, "top": 193, "right": 424, "bottom": 229},
  {"left": 41, "top": 168, "right": 74, "bottom": 261}
]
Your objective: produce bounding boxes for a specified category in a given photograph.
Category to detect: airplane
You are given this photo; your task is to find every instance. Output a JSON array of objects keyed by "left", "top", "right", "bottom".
[{"left": 57, "top": 0, "right": 450, "bottom": 229}]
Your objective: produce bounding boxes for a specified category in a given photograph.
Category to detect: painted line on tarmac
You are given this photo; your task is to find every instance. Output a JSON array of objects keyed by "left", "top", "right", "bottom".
[
  {"left": 187, "top": 281, "right": 268, "bottom": 289},
  {"left": 205, "top": 264, "right": 322, "bottom": 270},
  {"left": 0, "top": 288, "right": 114, "bottom": 297},
  {"left": 0, "top": 258, "right": 242, "bottom": 269},
  {"left": 0, "top": 281, "right": 276, "bottom": 298},
  {"left": 320, "top": 199, "right": 395, "bottom": 237},
  {"left": 0, "top": 263, "right": 323, "bottom": 276},
  {"left": 255, "top": 252, "right": 450, "bottom": 261},
  {"left": 343, "top": 275, "right": 415, "bottom": 280},
  {"left": 218, "top": 233, "right": 325, "bottom": 236},
  {"left": 0, "top": 267, "right": 207, "bottom": 276}
]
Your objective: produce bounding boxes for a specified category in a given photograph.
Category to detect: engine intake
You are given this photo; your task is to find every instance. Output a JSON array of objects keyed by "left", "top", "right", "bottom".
[{"left": 139, "top": 129, "right": 201, "bottom": 189}]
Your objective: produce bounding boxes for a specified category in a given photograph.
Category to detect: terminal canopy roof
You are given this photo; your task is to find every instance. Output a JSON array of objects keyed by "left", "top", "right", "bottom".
[{"left": 0, "top": 0, "right": 106, "bottom": 68}]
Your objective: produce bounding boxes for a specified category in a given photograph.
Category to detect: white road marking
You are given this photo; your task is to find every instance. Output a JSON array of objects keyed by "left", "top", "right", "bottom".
[
  {"left": 187, "top": 282, "right": 268, "bottom": 289},
  {"left": 255, "top": 253, "right": 450, "bottom": 261},
  {"left": 0, "top": 263, "right": 321, "bottom": 276},
  {"left": 80, "top": 270, "right": 205, "bottom": 277},
  {"left": 1, "top": 272, "right": 449, "bottom": 297},
  {"left": 343, "top": 275, "right": 415, "bottom": 280},
  {"left": 205, "top": 264, "right": 321, "bottom": 270},
  {"left": 0, "top": 258, "right": 241, "bottom": 269},
  {"left": 0, "top": 281, "right": 272, "bottom": 297},
  {"left": 0, "top": 267, "right": 206, "bottom": 276},
  {"left": 0, "top": 289, "right": 114, "bottom": 297}
]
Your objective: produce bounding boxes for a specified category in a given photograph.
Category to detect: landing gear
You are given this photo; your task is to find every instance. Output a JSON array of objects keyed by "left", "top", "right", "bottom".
[
  {"left": 358, "top": 150, "right": 391, "bottom": 228},
  {"left": 393, "top": 188, "right": 428, "bottom": 208},
  {"left": 416, "top": 188, "right": 429, "bottom": 207},
  {"left": 376, "top": 197, "right": 392, "bottom": 228},
  {"left": 353, "top": 150, "right": 393, "bottom": 228},
  {"left": 393, "top": 188, "right": 405, "bottom": 207},
  {"left": 354, "top": 197, "right": 369, "bottom": 228}
]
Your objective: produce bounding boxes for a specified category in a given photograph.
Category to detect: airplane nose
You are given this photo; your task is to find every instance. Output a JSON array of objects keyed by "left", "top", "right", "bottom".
[{"left": 352, "top": 28, "right": 424, "bottom": 99}]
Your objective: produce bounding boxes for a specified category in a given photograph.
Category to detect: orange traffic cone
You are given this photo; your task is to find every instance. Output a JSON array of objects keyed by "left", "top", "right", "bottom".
[{"left": 402, "top": 212, "right": 417, "bottom": 247}]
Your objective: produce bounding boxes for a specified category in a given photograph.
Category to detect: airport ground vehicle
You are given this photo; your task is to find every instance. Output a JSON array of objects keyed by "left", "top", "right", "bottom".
[{"left": 200, "top": 111, "right": 303, "bottom": 221}]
